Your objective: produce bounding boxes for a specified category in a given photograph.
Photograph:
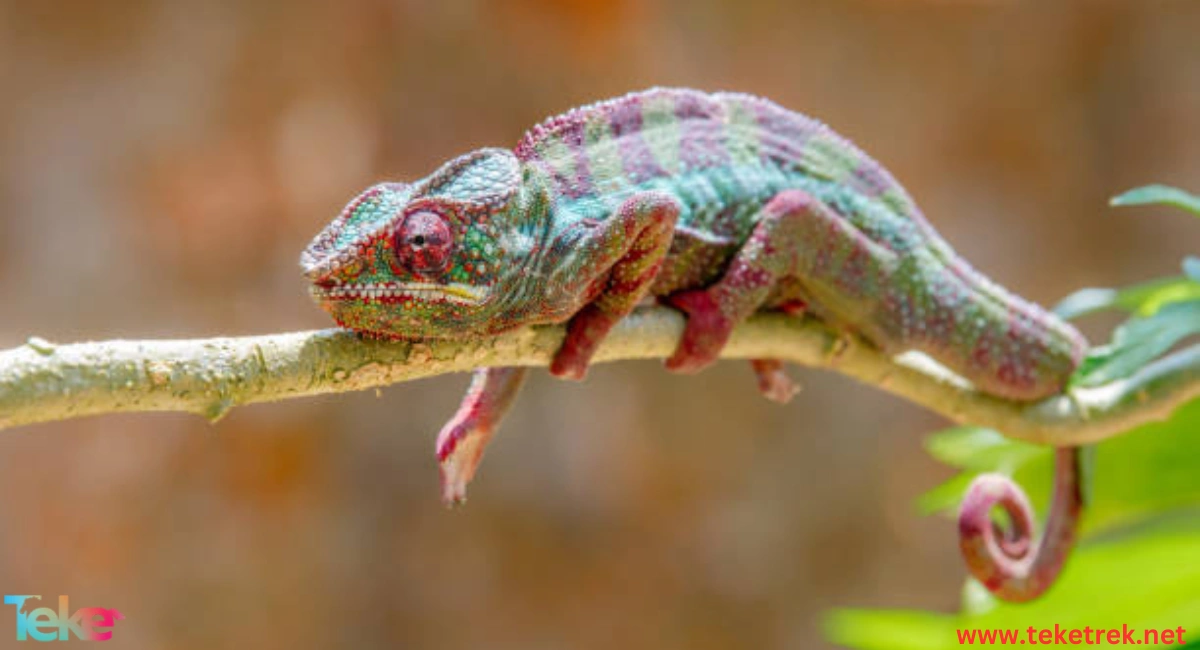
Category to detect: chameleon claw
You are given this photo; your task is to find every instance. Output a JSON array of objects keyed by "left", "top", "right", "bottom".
[
  {"left": 777, "top": 300, "right": 807, "bottom": 318},
  {"left": 551, "top": 304, "right": 620, "bottom": 381},
  {"left": 750, "top": 359, "right": 800, "bottom": 403},
  {"left": 548, "top": 349, "right": 590, "bottom": 381},
  {"left": 548, "top": 358, "right": 588, "bottom": 381},
  {"left": 436, "top": 421, "right": 492, "bottom": 507},
  {"left": 664, "top": 288, "right": 734, "bottom": 373}
]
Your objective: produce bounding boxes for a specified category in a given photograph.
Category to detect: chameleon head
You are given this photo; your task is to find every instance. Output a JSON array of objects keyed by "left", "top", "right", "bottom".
[{"left": 300, "top": 148, "right": 532, "bottom": 339}]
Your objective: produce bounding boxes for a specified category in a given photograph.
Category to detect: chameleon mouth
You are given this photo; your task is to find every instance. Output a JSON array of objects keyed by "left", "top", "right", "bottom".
[{"left": 312, "top": 281, "right": 487, "bottom": 305}]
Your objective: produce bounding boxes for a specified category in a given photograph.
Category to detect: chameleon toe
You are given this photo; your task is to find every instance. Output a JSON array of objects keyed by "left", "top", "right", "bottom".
[
  {"left": 750, "top": 358, "right": 800, "bottom": 403},
  {"left": 436, "top": 421, "right": 490, "bottom": 506},
  {"left": 551, "top": 304, "right": 619, "bottom": 380}
]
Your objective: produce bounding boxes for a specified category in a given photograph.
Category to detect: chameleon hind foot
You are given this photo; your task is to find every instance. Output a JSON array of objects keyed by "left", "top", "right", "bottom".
[
  {"left": 663, "top": 289, "right": 799, "bottom": 401},
  {"left": 436, "top": 366, "right": 528, "bottom": 506},
  {"left": 750, "top": 358, "right": 800, "bottom": 403}
]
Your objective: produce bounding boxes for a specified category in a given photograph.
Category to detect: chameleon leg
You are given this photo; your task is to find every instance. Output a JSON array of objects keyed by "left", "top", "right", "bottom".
[
  {"left": 666, "top": 189, "right": 894, "bottom": 374},
  {"left": 435, "top": 366, "right": 529, "bottom": 506},
  {"left": 665, "top": 190, "right": 815, "bottom": 374},
  {"left": 549, "top": 191, "right": 682, "bottom": 380}
]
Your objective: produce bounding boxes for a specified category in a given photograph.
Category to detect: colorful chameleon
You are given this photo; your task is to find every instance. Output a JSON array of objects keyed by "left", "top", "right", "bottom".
[{"left": 301, "top": 88, "right": 1088, "bottom": 601}]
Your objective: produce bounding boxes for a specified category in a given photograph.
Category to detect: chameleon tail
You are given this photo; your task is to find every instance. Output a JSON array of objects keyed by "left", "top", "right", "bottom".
[
  {"left": 892, "top": 252, "right": 1089, "bottom": 401},
  {"left": 957, "top": 446, "right": 1083, "bottom": 602}
]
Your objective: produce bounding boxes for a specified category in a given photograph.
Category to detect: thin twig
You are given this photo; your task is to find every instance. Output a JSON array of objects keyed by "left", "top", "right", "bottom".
[{"left": 1, "top": 308, "right": 1197, "bottom": 444}]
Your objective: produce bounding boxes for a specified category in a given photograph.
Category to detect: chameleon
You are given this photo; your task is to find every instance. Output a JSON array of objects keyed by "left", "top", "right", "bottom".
[{"left": 300, "top": 88, "right": 1088, "bottom": 598}]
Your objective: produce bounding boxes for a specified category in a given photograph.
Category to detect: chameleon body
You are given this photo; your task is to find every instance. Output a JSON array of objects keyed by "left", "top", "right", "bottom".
[{"left": 301, "top": 87, "right": 1086, "bottom": 507}]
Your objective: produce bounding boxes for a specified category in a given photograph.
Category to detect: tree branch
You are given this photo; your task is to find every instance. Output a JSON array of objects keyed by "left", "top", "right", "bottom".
[{"left": 1, "top": 307, "right": 1197, "bottom": 444}]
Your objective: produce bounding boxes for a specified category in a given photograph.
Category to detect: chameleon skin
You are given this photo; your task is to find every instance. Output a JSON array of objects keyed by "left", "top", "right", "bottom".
[{"left": 301, "top": 88, "right": 1088, "bottom": 601}]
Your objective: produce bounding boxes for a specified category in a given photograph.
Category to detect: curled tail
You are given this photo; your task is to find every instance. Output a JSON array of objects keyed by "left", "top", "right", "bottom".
[{"left": 958, "top": 447, "right": 1084, "bottom": 602}]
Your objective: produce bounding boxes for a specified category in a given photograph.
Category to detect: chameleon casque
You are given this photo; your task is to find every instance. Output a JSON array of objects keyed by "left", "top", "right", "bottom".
[{"left": 302, "top": 88, "right": 1088, "bottom": 601}]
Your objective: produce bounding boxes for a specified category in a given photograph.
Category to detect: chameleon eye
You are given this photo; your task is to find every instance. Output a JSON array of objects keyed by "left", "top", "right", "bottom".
[{"left": 395, "top": 210, "right": 453, "bottom": 275}]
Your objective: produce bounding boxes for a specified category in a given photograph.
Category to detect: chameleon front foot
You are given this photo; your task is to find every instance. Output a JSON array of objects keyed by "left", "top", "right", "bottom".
[
  {"left": 663, "top": 288, "right": 735, "bottom": 373},
  {"left": 548, "top": 191, "right": 682, "bottom": 380},
  {"left": 549, "top": 304, "right": 619, "bottom": 380}
]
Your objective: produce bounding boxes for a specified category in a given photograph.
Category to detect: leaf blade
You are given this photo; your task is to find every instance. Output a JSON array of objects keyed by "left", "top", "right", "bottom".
[{"left": 1110, "top": 184, "right": 1200, "bottom": 217}]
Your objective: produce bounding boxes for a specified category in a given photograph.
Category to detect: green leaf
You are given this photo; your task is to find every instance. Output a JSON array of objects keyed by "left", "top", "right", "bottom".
[
  {"left": 1072, "top": 301, "right": 1200, "bottom": 387},
  {"left": 1111, "top": 184, "right": 1200, "bottom": 217},
  {"left": 1136, "top": 280, "right": 1200, "bottom": 317},
  {"left": 826, "top": 519, "right": 1200, "bottom": 650},
  {"left": 1053, "top": 277, "right": 1200, "bottom": 319},
  {"left": 1053, "top": 287, "right": 1121, "bottom": 320},
  {"left": 922, "top": 427, "right": 1043, "bottom": 470},
  {"left": 1085, "top": 398, "right": 1200, "bottom": 530}
]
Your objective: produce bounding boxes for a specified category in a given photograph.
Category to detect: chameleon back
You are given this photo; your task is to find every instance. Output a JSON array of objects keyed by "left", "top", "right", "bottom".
[{"left": 513, "top": 88, "right": 1086, "bottom": 399}]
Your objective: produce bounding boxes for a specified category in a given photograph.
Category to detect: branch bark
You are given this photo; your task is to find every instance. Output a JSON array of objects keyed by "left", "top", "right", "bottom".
[{"left": 1, "top": 307, "right": 1197, "bottom": 444}]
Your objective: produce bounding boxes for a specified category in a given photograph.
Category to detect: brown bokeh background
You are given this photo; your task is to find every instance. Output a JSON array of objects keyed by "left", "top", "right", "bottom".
[{"left": 0, "top": 1, "right": 1196, "bottom": 648}]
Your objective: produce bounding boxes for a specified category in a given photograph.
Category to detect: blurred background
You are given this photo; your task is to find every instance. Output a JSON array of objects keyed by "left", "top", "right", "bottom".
[{"left": 0, "top": 1, "right": 1197, "bottom": 648}]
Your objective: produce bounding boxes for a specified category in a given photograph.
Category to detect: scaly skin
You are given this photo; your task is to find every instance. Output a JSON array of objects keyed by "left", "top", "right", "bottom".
[{"left": 301, "top": 88, "right": 1089, "bottom": 601}]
